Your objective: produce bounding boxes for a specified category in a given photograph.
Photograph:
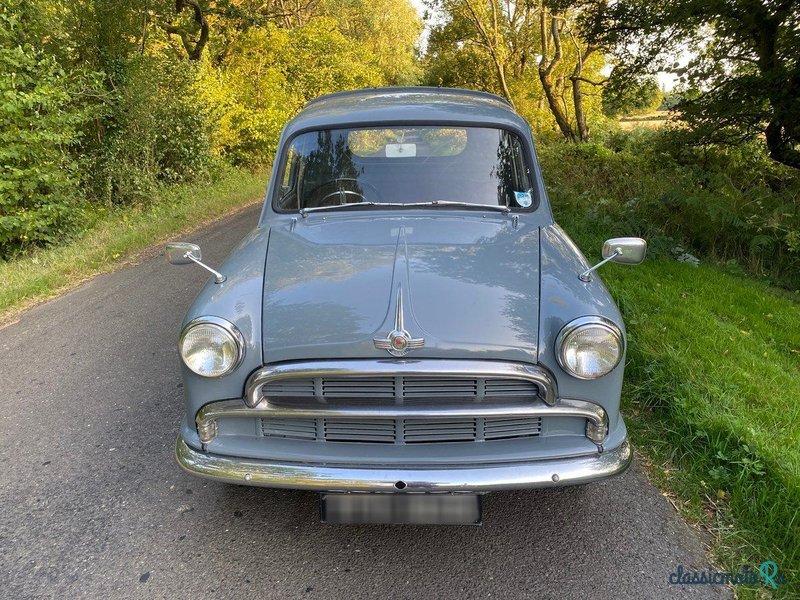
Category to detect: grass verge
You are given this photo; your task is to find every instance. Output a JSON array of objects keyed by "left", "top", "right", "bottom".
[
  {"left": 551, "top": 194, "right": 800, "bottom": 598},
  {"left": 0, "top": 169, "right": 267, "bottom": 322}
]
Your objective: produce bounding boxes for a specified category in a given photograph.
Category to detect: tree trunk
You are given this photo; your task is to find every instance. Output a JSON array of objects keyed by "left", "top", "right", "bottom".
[
  {"left": 766, "top": 119, "right": 800, "bottom": 169},
  {"left": 570, "top": 47, "right": 596, "bottom": 143},
  {"left": 571, "top": 76, "right": 588, "bottom": 142},
  {"left": 538, "top": 12, "right": 576, "bottom": 141},
  {"left": 462, "top": 0, "right": 515, "bottom": 108},
  {"left": 753, "top": 14, "right": 800, "bottom": 168},
  {"left": 495, "top": 61, "right": 515, "bottom": 107},
  {"left": 163, "top": 0, "right": 209, "bottom": 61}
]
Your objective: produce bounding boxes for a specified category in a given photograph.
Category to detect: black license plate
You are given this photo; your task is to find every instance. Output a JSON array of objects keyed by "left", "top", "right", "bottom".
[{"left": 320, "top": 493, "right": 482, "bottom": 525}]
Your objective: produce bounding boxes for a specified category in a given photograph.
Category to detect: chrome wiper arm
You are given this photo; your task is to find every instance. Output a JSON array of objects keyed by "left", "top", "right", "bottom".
[
  {"left": 407, "top": 201, "right": 511, "bottom": 214},
  {"left": 299, "top": 202, "right": 390, "bottom": 217}
]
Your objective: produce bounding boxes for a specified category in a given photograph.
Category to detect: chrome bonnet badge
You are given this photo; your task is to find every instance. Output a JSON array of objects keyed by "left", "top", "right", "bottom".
[{"left": 373, "top": 287, "right": 424, "bottom": 356}]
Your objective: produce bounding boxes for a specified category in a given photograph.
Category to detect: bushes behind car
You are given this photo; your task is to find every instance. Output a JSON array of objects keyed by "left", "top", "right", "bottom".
[{"left": 538, "top": 128, "right": 800, "bottom": 291}]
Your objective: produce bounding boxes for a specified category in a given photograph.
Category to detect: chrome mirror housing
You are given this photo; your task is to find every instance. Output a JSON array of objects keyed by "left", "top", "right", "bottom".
[
  {"left": 602, "top": 237, "right": 647, "bottom": 265},
  {"left": 165, "top": 242, "right": 226, "bottom": 284},
  {"left": 166, "top": 242, "right": 202, "bottom": 265},
  {"left": 579, "top": 237, "right": 647, "bottom": 282}
]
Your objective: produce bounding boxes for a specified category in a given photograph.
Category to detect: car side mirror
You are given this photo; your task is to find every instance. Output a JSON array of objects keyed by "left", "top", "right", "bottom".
[
  {"left": 580, "top": 237, "right": 647, "bottom": 282},
  {"left": 166, "top": 242, "right": 202, "bottom": 265},
  {"left": 165, "top": 242, "right": 226, "bottom": 284},
  {"left": 602, "top": 237, "right": 647, "bottom": 265}
]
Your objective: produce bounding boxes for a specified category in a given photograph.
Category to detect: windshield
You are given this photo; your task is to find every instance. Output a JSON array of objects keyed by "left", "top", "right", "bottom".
[{"left": 275, "top": 126, "right": 534, "bottom": 212}]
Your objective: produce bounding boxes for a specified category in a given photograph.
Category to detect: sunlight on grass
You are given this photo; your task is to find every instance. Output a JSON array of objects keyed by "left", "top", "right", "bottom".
[
  {"left": 559, "top": 211, "right": 800, "bottom": 598},
  {"left": 618, "top": 110, "right": 670, "bottom": 131}
]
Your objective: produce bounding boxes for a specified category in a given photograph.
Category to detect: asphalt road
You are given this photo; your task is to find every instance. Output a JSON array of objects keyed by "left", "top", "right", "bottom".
[{"left": 0, "top": 204, "right": 731, "bottom": 599}]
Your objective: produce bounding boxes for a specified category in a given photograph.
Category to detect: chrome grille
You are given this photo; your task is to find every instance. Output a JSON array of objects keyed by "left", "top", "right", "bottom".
[
  {"left": 260, "top": 416, "right": 542, "bottom": 444},
  {"left": 483, "top": 417, "right": 544, "bottom": 440},
  {"left": 402, "top": 378, "right": 478, "bottom": 398},
  {"left": 403, "top": 419, "right": 477, "bottom": 443},
  {"left": 262, "top": 376, "right": 540, "bottom": 402},
  {"left": 484, "top": 379, "right": 540, "bottom": 397},
  {"left": 324, "top": 419, "right": 396, "bottom": 443},
  {"left": 260, "top": 417, "right": 317, "bottom": 441},
  {"left": 321, "top": 378, "right": 395, "bottom": 399}
]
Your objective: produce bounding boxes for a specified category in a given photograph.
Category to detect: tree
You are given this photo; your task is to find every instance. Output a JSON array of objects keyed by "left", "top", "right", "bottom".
[
  {"left": 424, "top": 0, "right": 607, "bottom": 141},
  {"left": 324, "top": 0, "right": 423, "bottom": 85},
  {"left": 581, "top": 0, "right": 800, "bottom": 168},
  {"left": 199, "top": 19, "right": 384, "bottom": 165},
  {"left": 0, "top": 3, "right": 103, "bottom": 255},
  {"left": 602, "top": 75, "right": 663, "bottom": 117}
]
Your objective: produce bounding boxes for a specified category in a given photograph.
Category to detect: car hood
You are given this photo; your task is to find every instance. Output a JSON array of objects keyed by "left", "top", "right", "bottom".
[{"left": 262, "top": 214, "right": 540, "bottom": 363}]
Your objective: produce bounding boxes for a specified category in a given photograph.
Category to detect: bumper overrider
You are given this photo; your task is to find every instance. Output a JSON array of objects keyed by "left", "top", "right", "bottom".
[{"left": 176, "top": 360, "right": 633, "bottom": 492}]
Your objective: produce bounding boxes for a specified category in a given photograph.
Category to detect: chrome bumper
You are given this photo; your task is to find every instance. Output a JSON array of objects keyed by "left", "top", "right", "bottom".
[{"left": 175, "top": 437, "right": 631, "bottom": 493}]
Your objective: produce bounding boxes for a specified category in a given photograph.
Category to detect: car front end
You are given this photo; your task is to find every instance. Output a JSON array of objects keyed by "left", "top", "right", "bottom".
[{"left": 169, "top": 87, "right": 640, "bottom": 522}]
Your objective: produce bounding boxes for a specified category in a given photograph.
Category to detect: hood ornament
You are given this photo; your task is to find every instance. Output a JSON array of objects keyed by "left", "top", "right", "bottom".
[{"left": 373, "top": 287, "right": 424, "bottom": 356}]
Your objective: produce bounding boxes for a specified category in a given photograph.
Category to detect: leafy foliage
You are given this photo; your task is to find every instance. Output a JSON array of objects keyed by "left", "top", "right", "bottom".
[
  {"left": 0, "top": 6, "right": 103, "bottom": 256},
  {"left": 581, "top": 0, "right": 800, "bottom": 169},
  {"left": 0, "top": 0, "right": 419, "bottom": 258},
  {"left": 602, "top": 76, "right": 663, "bottom": 117},
  {"left": 200, "top": 20, "right": 383, "bottom": 167},
  {"left": 424, "top": 1, "right": 608, "bottom": 141},
  {"left": 539, "top": 128, "right": 800, "bottom": 289},
  {"left": 99, "top": 56, "right": 214, "bottom": 205}
]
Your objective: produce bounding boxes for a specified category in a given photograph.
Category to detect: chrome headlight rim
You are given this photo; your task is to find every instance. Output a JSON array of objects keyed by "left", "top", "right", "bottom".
[
  {"left": 556, "top": 316, "right": 624, "bottom": 380},
  {"left": 179, "top": 316, "right": 245, "bottom": 378}
]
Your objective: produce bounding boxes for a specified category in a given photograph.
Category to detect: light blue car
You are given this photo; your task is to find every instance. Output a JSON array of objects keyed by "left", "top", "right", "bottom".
[{"left": 167, "top": 87, "right": 646, "bottom": 524}]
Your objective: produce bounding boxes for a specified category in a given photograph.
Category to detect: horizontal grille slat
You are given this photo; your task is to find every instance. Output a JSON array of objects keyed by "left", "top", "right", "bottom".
[
  {"left": 404, "top": 434, "right": 476, "bottom": 442},
  {"left": 402, "top": 378, "right": 478, "bottom": 399},
  {"left": 324, "top": 418, "right": 396, "bottom": 443},
  {"left": 484, "top": 379, "right": 539, "bottom": 397},
  {"left": 260, "top": 418, "right": 318, "bottom": 440},
  {"left": 484, "top": 416, "right": 541, "bottom": 440},
  {"left": 262, "top": 381, "right": 316, "bottom": 397},
  {"left": 322, "top": 378, "right": 395, "bottom": 399},
  {"left": 403, "top": 418, "right": 476, "bottom": 443},
  {"left": 259, "top": 415, "right": 542, "bottom": 444},
  {"left": 260, "top": 375, "right": 542, "bottom": 403}
]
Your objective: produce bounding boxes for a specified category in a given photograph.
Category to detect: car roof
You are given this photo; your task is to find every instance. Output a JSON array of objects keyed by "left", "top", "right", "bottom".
[{"left": 283, "top": 87, "right": 530, "bottom": 136}]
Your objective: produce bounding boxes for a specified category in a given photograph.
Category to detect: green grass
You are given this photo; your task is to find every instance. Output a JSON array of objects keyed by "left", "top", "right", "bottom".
[
  {"left": 0, "top": 169, "right": 267, "bottom": 320},
  {"left": 553, "top": 199, "right": 800, "bottom": 598}
]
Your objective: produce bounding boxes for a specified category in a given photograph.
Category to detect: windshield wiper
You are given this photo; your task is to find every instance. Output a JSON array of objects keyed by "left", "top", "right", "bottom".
[
  {"left": 299, "top": 200, "right": 511, "bottom": 217},
  {"left": 299, "top": 202, "right": 390, "bottom": 217},
  {"left": 403, "top": 201, "right": 511, "bottom": 214}
]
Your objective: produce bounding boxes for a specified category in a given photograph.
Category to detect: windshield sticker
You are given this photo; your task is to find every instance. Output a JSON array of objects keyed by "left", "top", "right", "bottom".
[
  {"left": 514, "top": 191, "right": 532, "bottom": 208},
  {"left": 385, "top": 143, "right": 416, "bottom": 157}
]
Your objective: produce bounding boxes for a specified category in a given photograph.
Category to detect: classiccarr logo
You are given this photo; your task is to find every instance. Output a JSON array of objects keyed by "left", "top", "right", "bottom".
[{"left": 668, "top": 561, "right": 786, "bottom": 590}]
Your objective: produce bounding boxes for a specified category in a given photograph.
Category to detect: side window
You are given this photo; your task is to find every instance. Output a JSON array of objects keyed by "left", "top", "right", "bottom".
[
  {"left": 511, "top": 136, "right": 531, "bottom": 192},
  {"left": 279, "top": 147, "right": 300, "bottom": 209},
  {"left": 280, "top": 147, "right": 297, "bottom": 194},
  {"left": 497, "top": 132, "right": 532, "bottom": 208}
]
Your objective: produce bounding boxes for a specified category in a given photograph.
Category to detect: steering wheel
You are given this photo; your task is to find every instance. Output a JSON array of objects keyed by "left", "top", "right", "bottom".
[{"left": 307, "top": 178, "right": 383, "bottom": 206}]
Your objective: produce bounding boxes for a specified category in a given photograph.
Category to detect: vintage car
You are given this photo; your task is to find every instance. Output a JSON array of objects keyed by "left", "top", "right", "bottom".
[{"left": 168, "top": 87, "right": 646, "bottom": 524}]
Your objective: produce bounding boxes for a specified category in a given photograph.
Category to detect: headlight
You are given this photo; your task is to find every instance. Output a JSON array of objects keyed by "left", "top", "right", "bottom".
[
  {"left": 179, "top": 317, "right": 244, "bottom": 377},
  {"left": 556, "top": 316, "right": 623, "bottom": 379}
]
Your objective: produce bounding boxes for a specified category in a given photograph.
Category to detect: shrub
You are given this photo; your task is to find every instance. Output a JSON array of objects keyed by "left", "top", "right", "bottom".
[
  {"left": 97, "top": 56, "right": 214, "bottom": 206},
  {"left": 538, "top": 128, "right": 800, "bottom": 289},
  {"left": 0, "top": 8, "right": 102, "bottom": 258}
]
